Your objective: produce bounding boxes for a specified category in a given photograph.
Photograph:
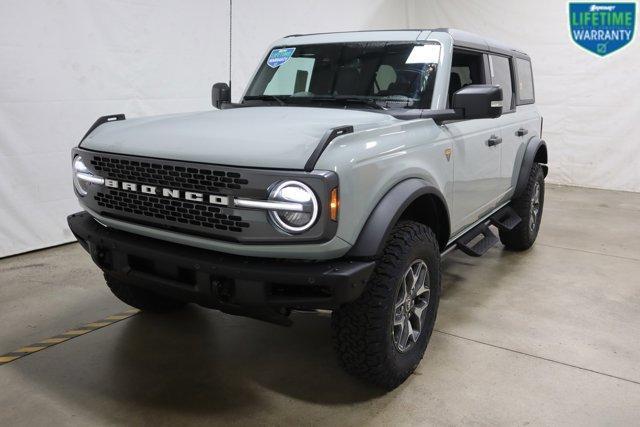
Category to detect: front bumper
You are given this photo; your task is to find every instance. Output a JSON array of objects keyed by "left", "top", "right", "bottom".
[{"left": 68, "top": 211, "right": 375, "bottom": 312}]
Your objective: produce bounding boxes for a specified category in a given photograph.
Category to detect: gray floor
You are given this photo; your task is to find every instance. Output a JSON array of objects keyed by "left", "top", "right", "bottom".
[{"left": 1, "top": 184, "right": 639, "bottom": 426}]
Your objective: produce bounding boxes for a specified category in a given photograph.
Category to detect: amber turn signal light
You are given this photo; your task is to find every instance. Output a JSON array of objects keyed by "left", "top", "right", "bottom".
[{"left": 330, "top": 188, "right": 339, "bottom": 221}]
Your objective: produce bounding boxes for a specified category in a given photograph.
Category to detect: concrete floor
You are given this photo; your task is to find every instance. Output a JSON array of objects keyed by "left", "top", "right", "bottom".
[{"left": 1, "top": 184, "right": 639, "bottom": 426}]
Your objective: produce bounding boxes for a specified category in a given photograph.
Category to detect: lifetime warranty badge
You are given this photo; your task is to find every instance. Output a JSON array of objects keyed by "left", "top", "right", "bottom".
[{"left": 569, "top": 3, "right": 636, "bottom": 56}]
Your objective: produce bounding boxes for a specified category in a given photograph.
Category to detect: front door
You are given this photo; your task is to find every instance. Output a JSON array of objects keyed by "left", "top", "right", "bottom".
[{"left": 446, "top": 50, "right": 502, "bottom": 235}]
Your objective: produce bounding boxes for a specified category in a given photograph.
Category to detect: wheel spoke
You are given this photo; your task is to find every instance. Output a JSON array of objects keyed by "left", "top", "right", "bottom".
[
  {"left": 402, "top": 318, "right": 414, "bottom": 348},
  {"left": 412, "top": 299, "right": 429, "bottom": 330},
  {"left": 415, "top": 271, "right": 429, "bottom": 297},
  {"left": 404, "top": 269, "right": 415, "bottom": 292}
]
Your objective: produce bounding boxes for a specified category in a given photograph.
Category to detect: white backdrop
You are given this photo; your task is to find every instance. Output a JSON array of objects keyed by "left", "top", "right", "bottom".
[{"left": 1, "top": 0, "right": 638, "bottom": 257}]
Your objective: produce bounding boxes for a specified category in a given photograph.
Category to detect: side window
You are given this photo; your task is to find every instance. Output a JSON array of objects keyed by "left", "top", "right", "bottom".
[
  {"left": 264, "top": 57, "right": 315, "bottom": 95},
  {"left": 449, "top": 51, "right": 485, "bottom": 107},
  {"left": 515, "top": 58, "right": 534, "bottom": 104},
  {"left": 489, "top": 55, "right": 514, "bottom": 112}
]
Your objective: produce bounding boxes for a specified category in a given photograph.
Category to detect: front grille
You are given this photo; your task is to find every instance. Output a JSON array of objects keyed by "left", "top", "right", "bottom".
[
  {"left": 94, "top": 188, "right": 250, "bottom": 233},
  {"left": 90, "top": 156, "right": 249, "bottom": 191},
  {"left": 85, "top": 152, "right": 256, "bottom": 239},
  {"left": 76, "top": 148, "right": 338, "bottom": 244}
]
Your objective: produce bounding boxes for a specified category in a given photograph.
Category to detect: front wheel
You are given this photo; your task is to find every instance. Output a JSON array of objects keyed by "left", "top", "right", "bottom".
[{"left": 331, "top": 221, "right": 441, "bottom": 390}]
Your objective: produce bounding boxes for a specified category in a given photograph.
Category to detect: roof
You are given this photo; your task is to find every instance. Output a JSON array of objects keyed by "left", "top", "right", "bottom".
[{"left": 278, "top": 28, "right": 529, "bottom": 59}]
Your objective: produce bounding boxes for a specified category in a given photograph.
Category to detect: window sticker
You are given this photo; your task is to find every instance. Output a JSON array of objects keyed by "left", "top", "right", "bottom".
[{"left": 267, "top": 47, "right": 296, "bottom": 68}]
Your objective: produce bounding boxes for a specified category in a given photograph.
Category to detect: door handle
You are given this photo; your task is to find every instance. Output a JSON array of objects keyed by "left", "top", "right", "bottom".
[
  {"left": 516, "top": 128, "right": 529, "bottom": 136},
  {"left": 487, "top": 135, "right": 503, "bottom": 147}
]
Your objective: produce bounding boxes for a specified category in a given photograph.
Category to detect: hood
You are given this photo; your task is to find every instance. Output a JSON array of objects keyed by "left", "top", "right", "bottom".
[{"left": 81, "top": 107, "right": 397, "bottom": 170}]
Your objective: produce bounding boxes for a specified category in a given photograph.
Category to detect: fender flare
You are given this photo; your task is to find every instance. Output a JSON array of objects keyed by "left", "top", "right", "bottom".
[
  {"left": 347, "top": 178, "right": 450, "bottom": 258},
  {"left": 514, "top": 137, "right": 548, "bottom": 198}
]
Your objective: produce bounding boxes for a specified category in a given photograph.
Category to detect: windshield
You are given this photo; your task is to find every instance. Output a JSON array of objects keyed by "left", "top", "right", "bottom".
[{"left": 244, "top": 42, "right": 440, "bottom": 109}]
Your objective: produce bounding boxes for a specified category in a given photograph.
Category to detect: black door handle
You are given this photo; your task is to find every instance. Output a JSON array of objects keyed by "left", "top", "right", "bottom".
[
  {"left": 487, "top": 135, "right": 503, "bottom": 146},
  {"left": 516, "top": 128, "right": 529, "bottom": 136}
]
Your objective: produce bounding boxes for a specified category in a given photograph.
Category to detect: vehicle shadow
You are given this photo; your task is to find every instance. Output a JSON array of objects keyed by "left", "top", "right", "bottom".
[{"left": 105, "top": 307, "right": 385, "bottom": 410}]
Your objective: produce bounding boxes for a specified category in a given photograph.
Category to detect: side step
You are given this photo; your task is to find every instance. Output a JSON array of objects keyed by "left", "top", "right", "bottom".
[
  {"left": 490, "top": 206, "right": 522, "bottom": 232},
  {"left": 456, "top": 222, "right": 499, "bottom": 257},
  {"left": 452, "top": 206, "right": 523, "bottom": 257}
]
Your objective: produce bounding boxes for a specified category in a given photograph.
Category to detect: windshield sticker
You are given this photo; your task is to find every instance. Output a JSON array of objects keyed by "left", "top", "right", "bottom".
[
  {"left": 267, "top": 47, "right": 296, "bottom": 68},
  {"left": 406, "top": 44, "right": 440, "bottom": 64}
]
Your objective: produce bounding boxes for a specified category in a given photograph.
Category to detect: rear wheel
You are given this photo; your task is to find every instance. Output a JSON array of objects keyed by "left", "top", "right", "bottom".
[
  {"left": 331, "top": 221, "right": 441, "bottom": 390},
  {"left": 105, "top": 273, "right": 186, "bottom": 312},
  {"left": 500, "top": 163, "right": 545, "bottom": 250}
]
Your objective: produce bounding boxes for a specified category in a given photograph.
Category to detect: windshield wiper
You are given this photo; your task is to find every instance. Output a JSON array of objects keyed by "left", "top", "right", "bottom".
[
  {"left": 302, "top": 96, "right": 385, "bottom": 110},
  {"left": 243, "top": 95, "right": 286, "bottom": 106}
]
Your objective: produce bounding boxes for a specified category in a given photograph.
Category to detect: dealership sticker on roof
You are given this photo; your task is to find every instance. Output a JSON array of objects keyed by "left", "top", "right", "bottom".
[
  {"left": 569, "top": 3, "right": 636, "bottom": 56},
  {"left": 267, "top": 48, "right": 296, "bottom": 68}
]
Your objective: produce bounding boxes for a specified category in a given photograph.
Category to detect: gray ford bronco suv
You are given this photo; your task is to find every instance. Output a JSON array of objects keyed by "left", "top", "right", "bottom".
[{"left": 68, "top": 29, "right": 547, "bottom": 389}]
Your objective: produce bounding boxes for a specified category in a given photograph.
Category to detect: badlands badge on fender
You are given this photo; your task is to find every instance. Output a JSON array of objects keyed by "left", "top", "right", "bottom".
[{"left": 569, "top": 3, "right": 636, "bottom": 56}]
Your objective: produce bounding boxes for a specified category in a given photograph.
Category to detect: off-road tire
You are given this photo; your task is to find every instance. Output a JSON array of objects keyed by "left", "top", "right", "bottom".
[
  {"left": 105, "top": 273, "right": 186, "bottom": 312},
  {"left": 331, "top": 221, "right": 441, "bottom": 390},
  {"left": 500, "top": 163, "right": 545, "bottom": 251}
]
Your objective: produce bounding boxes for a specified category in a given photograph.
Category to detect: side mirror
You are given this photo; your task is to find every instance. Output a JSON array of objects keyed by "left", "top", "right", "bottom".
[
  {"left": 452, "top": 85, "right": 503, "bottom": 120},
  {"left": 211, "top": 82, "right": 231, "bottom": 109}
]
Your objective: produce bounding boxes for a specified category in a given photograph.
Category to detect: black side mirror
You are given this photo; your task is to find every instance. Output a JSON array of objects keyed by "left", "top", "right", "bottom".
[
  {"left": 212, "top": 82, "right": 231, "bottom": 109},
  {"left": 452, "top": 85, "right": 503, "bottom": 120}
]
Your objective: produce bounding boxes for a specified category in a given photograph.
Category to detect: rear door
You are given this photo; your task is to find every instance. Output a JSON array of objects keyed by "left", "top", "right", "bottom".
[
  {"left": 445, "top": 50, "right": 503, "bottom": 234},
  {"left": 489, "top": 54, "right": 538, "bottom": 200}
]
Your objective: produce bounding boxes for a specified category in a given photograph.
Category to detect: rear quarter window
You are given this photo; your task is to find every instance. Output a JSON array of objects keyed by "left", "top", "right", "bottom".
[{"left": 515, "top": 58, "right": 535, "bottom": 104}]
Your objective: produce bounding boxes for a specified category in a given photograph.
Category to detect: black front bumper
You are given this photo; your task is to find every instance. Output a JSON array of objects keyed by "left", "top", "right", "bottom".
[{"left": 68, "top": 212, "right": 375, "bottom": 312}]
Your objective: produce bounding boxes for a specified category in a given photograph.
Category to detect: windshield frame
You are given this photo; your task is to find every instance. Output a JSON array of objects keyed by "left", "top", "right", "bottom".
[{"left": 242, "top": 41, "right": 442, "bottom": 111}]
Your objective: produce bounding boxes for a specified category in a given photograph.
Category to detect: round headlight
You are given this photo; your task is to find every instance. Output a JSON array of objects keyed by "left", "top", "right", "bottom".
[
  {"left": 268, "top": 181, "right": 318, "bottom": 233},
  {"left": 73, "top": 155, "right": 103, "bottom": 196}
]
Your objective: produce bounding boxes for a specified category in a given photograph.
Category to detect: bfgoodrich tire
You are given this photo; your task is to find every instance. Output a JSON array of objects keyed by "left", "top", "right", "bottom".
[
  {"left": 105, "top": 274, "right": 186, "bottom": 312},
  {"left": 500, "top": 163, "right": 545, "bottom": 251},
  {"left": 331, "top": 221, "right": 441, "bottom": 390}
]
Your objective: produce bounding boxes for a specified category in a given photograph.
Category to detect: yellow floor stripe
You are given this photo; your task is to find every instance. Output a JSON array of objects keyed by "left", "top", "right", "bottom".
[
  {"left": 105, "top": 315, "right": 130, "bottom": 321},
  {"left": 39, "top": 338, "right": 69, "bottom": 344},
  {"left": 16, "top": 346, "right": 46, "bottom": 353},
  {"left": 63, "top": 329, "right": 92, "bottom": 335},
  {"left": 85, "top": 322, "right": 113, "bottom": 328},
  {"left": 0, "top": 309, "right": 140, "bottom": 366}
]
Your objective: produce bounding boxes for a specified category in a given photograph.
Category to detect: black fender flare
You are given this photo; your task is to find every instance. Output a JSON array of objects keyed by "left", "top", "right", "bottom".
[
  {"left": 514, "top": 137, "right": 548, "bottom": 198},
  {"left": 347, "top": 178, "right": 450, "bottom": 258}
]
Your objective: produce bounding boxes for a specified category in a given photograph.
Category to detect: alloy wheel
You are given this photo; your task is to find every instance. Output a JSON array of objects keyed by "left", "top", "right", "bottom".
[{"left": 393, "top": 259, "right": 431, "bottom": 352}]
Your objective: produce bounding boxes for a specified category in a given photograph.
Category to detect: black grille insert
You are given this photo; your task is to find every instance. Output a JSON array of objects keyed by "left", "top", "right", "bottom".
[
  {"left": 90, "top": 156, "right": 249, "bottom": 191},
  {"left": 95, "top": 188, "right": 250, "bottom": 233}
]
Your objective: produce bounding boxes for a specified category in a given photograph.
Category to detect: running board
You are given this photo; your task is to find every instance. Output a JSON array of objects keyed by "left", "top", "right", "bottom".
[
  {"left": 490, "top": 206, "right": 522, "bottom": 232},
  {"left": 455, "top": 222, "right": 499, "bottom": 257},
  {"left": 447, "top": 205, "right": 522, "bottom": 257}
]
